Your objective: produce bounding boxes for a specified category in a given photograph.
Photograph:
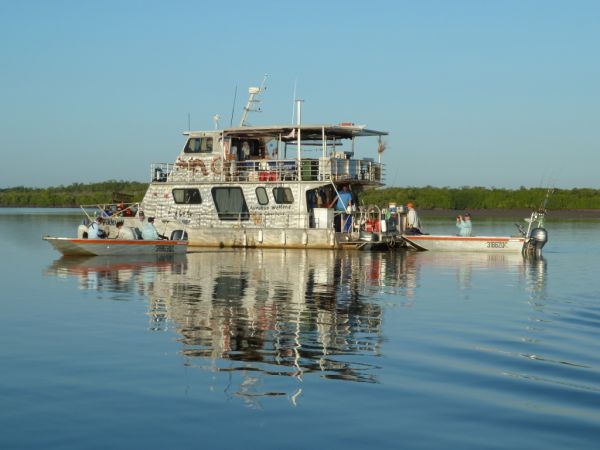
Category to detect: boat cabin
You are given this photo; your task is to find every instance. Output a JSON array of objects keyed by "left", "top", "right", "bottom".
[
  {"left": 140, "top": 123, "right": 390, "bottom": 247},
  {"left": 151, "top": 124, "right": 386, "bottom": 186}
]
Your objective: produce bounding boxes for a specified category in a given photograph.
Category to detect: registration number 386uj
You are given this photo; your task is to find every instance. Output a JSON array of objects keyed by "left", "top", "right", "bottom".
[{"left": 486, "top": 241, "right": 507, "bottom": 248}]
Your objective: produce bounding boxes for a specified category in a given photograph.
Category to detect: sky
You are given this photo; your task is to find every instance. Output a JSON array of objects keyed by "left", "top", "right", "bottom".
[{"left": 1, "top": 0, "right": 598, "bottom": 189}]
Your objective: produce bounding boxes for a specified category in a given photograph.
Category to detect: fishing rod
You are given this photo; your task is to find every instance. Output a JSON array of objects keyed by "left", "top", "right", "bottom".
[{"left": 539, "top": 187, "right": 555, "bottom": 213}]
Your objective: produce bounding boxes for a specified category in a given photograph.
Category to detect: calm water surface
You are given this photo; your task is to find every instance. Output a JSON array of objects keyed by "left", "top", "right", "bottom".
[{"left": 1, "top": 209, "right": 599, "bottom": 449}]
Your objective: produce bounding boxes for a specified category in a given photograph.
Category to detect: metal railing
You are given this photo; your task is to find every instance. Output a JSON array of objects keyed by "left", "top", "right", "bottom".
[
  {"left": 80, "top": 202, "right": 142, "bottom": 223},
  {"left": 151, "top": 157, "right": 385, "bottom": 185}
]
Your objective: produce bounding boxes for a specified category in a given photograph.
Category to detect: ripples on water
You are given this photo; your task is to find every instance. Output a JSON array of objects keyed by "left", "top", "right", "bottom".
[{"left": 2, "top": 210, "right": 600, "bottom": 449}]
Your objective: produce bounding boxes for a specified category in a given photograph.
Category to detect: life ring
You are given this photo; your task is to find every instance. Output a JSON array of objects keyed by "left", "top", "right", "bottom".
[
  {"left": 211, "top": 156, "right": 223, "bottom": 175},
  {"left": 191, "top": 158, "right": 209, "bottom": 176}
]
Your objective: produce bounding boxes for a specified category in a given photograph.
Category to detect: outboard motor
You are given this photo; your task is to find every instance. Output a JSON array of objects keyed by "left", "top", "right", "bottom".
[{"left": 524, "top": 227, "right": 548, "bottom": 257}]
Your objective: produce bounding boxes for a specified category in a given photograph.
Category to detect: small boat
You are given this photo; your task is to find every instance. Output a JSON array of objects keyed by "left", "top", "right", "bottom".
[
  {"left": 43, "top": 200, "right": 189, "bottom": 257},
  {"left": 402, "top": 210, "right": 549, "bottom": 256},
  {"left": 43, "top": 236, "right": 188, "bottom": 257}
]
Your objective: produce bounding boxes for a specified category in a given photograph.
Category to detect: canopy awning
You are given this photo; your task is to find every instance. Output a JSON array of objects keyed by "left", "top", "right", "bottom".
[{"left": 218, "top": 124, "right": 387, "bottom": 141}]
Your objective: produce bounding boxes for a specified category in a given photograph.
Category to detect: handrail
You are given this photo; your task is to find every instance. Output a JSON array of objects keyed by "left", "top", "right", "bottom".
[
  {"left": 80, "top": 202, "right": 141, "bottom": 222},
  {"left": 151, "top": 157, "right": 385, "bottom": 185}
]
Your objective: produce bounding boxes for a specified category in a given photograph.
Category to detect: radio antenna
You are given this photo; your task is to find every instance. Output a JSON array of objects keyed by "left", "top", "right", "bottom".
[
  {"left": 229, "top": 85, "right": 238, "bottom": 127},
  {"left": 291, "top": 78, "right": 297, "bottom": 123}
]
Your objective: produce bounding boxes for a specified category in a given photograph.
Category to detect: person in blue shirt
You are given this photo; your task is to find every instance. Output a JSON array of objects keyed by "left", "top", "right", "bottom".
[
  {"left": 329, "top": 185, "right": 354, "bottom": 232},
  {"left": 456, "top": 213, "right": 472, "bottom": 236},
  {"left": 141, "top": 217, "right": 160, "bottom": 240},
  {"left": 330, "top": 185, "right": 353, "bottom": 211}
]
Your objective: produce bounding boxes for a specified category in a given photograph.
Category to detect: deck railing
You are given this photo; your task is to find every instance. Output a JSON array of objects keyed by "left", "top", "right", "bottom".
[{"left": 151, "top": 157, "right": 384, "bottom": 185}]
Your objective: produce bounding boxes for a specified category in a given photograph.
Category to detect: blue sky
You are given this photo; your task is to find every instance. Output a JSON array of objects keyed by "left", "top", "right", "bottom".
[{"left": 1, "top": 0, "right": 598, "bottom": 189}]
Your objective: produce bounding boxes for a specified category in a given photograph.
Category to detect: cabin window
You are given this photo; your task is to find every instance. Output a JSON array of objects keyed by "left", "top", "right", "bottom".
[
  {"left": 172, "top": 188, "right": 202, "bottom": 204},
  {"left": 184, "top": 137, "right": 213, "bottom": 154},
  {"left": 272, "top": 187, "right": 294, "bottom": 204},
  {"left": 255, "top": 187, "right": 269, "bottom": 205},
  {"left": 211, "top": 187, "right": 249, "bottom": 221}
]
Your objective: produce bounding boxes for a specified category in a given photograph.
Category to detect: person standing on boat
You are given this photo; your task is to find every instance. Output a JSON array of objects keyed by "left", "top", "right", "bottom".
[
  {"left": 405, "top": 202, "right": 423, "bottom": 235},
  {"left": 88, "top": 216, "right": 106, "bottom": 239},
  {"left": 456, "top": 213, "right": 472, "bottom": 236},
  {"left": 329, "top": 185, "right": 353, "bottom": 232},
  {"left": 315, "top": 189, "right": 323, "bottom": 207},
  {"left": 330, "top": 185, "right": 353, "bottom": 211},
  {"left": 141, "top": 217, "right": 160, "bottom": 240}
]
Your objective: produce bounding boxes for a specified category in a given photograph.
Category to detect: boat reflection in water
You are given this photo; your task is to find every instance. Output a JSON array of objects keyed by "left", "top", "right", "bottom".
[
  {"left": 407, "top": 251, "right": 547, "bottom": 298},
  {"left": 149, "top": 251, "right": 394, "bottom": 400},
  {"left": 46, "top": 254, "right": 187, "bottom": 294},
  {"left": 45, "top": 249, "right": 546, "bottom": 406}
]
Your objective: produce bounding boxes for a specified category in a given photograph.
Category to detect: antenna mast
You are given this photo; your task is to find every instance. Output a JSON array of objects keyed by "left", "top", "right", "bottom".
[
  {"left": 229, "top": 85, "right": 237, "bottom": 127},
  {"left": 291, "top": 78, "right": 297, "bottom": 123},
  {"left": 239, "top": 74, "right": 268, "bottom": 127}
]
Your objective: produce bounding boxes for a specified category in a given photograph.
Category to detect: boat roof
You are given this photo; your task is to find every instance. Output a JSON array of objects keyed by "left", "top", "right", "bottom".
[{"left": 185, "top": 124, "right": 388, "bottom": 140}]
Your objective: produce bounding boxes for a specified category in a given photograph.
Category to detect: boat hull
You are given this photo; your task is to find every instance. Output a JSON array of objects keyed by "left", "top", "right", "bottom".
[
  {"left": 402, "top": 235, "right": 526, "bottom": 253},
  {"left": 151, "top": 226, "right": 401, "bottom": 250},
  {"left": 43, "top": 237, "right": 188, "bottom": 256}
]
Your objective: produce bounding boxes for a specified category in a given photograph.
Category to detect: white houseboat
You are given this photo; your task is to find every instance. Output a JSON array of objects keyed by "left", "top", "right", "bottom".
[{"left": 134, "top": 87, "right": 398, "bottom": 249}]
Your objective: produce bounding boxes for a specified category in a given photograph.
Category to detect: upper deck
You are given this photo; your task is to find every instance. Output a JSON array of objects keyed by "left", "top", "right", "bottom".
[{"left": 149, "top": 123, "right": 387, "bottom": 185}]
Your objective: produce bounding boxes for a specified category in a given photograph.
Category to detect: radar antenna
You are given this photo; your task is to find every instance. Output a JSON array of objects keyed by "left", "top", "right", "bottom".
[{"left": 239, "top": 74, "right": 268, "bottom": 127}]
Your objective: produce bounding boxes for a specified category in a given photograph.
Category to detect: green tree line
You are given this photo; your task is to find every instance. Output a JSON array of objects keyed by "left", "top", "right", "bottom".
[
  {"left": 0, "top": 181, "right": 147, "bottom": 207},
  {"left": 360, "top": 186, "right": 600, "bottom": 210},
  {"left": 1, "top": 182, "right": 599, "bottom": 210}
]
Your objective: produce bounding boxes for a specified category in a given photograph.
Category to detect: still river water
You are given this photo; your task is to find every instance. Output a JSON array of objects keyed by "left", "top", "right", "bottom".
[{"left": 1, "top": 208, "right": 599, "bottom": 449}]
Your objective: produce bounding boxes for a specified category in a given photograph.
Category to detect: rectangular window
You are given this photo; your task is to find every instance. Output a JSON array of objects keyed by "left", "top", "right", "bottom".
[
  {"left": 184, "top": 137, "right": 214, "bottom": 154},
  {"left": 172, "top": 188, "right": 202, "bottom": 204},
  {"left": 273, "top": 187, "right": 294, "bottom": 204},
  {"left": 211, "top": 187, "right": 249, "bottom": 221}
]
